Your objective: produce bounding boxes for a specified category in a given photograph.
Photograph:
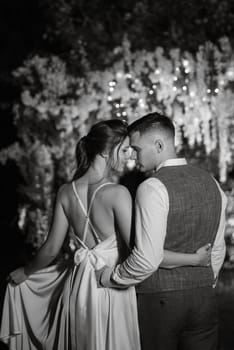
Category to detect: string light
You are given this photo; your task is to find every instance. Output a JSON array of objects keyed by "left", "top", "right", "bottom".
[
  {"left": 116, "top": 72, "right": 123, "bottom": 79},
  {"left": 139, "top": 99, "right": 145, "bottom": 108},
  {"left": 107, "top": 67, "right": 221, "bottom": 109},
  {"left": 182, "top": 59, "right": 189, "bottom": 67},
  {"left": 190, "top": 91, "right": 195, "bottom": 98},
  {"left": 227, "top": 69, "right": 234, "bottom": 78},
  {"left": 108, "top": 81, "right": 116, "bottom": 87},
  {"left": 125, "top": 73, "right": 132, "bottom": 79}
]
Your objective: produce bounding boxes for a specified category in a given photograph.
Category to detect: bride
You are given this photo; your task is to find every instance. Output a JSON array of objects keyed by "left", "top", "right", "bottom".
[{"left": 0, "top": 119, "right": 211, "bottom": 350}]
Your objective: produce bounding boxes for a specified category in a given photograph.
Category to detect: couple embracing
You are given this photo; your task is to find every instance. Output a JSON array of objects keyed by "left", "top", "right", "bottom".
[{"left": 0, "top": 112, "right": 226, "bottom": 350}]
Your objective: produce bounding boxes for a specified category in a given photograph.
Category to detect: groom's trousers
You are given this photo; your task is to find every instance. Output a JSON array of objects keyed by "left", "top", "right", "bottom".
[{"left": 137, "top": 286, "right": 218, "bottom": 350}]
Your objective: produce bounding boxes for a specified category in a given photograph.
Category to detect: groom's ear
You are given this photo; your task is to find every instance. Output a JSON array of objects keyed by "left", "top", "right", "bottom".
[{"left": 155, "top": 139, "right": 164, "bottom": 153}]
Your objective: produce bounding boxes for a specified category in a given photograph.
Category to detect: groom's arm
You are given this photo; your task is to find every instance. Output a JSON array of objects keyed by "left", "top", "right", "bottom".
[
  {"left": 100, "top": 179, "right": 169, "bottom": 287},
  {"left": 211, "top": 181, "right": 227, "bottom": 282}
]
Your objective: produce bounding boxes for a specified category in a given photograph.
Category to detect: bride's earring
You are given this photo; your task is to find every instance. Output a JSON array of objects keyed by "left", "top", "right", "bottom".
[
  {"left": 101, "top": 153, "right": 108, "bottom": 158},
  {"left": 100, "top": 153, "right": 109, "bottom": 164}
]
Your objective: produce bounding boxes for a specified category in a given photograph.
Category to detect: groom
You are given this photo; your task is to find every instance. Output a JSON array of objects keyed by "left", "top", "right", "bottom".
[{"left": 98, "top": 112, "right": 226, "bottom": 350}]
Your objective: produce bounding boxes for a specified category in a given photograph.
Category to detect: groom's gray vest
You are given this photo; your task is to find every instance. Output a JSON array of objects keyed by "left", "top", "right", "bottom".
[{"left": 136, "top": 164, "right": 222, "bottom": 293}]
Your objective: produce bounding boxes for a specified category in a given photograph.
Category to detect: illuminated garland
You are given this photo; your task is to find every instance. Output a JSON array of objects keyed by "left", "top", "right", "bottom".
[{"left": 1, "top": 37, "right": 234, "bottom": 247}]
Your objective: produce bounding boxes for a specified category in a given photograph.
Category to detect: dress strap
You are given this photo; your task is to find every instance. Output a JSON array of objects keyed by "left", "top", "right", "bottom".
[
  {"left": 74, "top": 233, "right": 89, "bottom": 249},
  {"left": 87, "top": 182, "right": 113, "bottom": 216},
  {"left": 72, "top": 182, "right": 88, "bottom": 218},
  {"left": 72, "top": 181, "right": 113, "bottom": 246}
]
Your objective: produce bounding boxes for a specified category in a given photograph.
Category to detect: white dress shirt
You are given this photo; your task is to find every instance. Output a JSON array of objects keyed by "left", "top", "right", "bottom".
[{"left": 106, "top": 158, "right": 227, "bottom": 287}]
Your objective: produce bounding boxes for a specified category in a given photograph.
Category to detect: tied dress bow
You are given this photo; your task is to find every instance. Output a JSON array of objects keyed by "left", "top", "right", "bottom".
[{"left": 74, "top": 246, "right": 106, "bottom": 270}]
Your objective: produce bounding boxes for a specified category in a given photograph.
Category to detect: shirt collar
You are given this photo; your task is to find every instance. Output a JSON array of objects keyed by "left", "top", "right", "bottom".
[{"left": 156, "top": 158, "right": 187, "bottom": 171}]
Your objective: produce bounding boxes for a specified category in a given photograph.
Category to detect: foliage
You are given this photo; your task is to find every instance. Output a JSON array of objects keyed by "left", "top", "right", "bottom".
[
  {"left": 2, "top": 0, "right": 234, "bottom": 74},
  {"left": 39, "top": 0, "right": 234, "bottom": 71}
]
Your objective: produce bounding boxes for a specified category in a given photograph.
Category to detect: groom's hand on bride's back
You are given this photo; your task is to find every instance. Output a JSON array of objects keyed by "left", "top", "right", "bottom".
[
  {"left": 95, "top": 266, "right": 117, "bottom": 288},
  {"left": 95, "top": 267, "right": 128, "bottom": 289},
  {"left": 196, "top": 243, "right": 212, "bottom": 266},
  {"left": 95, "top": 267, "right": 107, "bottom": 287}
]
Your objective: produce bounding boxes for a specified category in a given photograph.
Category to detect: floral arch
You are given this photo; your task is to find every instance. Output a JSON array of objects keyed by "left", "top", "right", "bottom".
[{"left": 1, "top": 37, "right": 234, "bottom": 248}]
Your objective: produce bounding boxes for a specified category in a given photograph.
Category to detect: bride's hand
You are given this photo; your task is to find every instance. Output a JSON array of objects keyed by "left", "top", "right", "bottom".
[
  {"left": 8, "top": 267, "right": 28, "bottom": 285},
  {"left": 195, "top": 243, "right": 212, "bottom": 266}
]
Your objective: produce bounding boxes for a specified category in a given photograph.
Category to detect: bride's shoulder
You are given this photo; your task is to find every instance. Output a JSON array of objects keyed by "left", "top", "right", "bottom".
[
  {"left": 103, "top": 183, "right": 131, "bottom": 201},
  {"left": 55, "top": 182, "right": 72, "bottom": 202}
]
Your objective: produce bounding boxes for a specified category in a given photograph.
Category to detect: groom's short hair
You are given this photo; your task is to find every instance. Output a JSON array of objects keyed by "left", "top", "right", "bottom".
[{"left": 128, "top": 112, "right": 175, "bottom": 140}]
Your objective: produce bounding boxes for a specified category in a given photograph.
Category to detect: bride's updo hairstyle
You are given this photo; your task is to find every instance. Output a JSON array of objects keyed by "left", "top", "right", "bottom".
[{"left": 73, "top": 119, "right": 128, "bottom": 180}]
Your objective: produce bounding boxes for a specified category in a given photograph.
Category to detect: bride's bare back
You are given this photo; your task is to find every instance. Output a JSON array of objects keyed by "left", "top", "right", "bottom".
[{"left": 60, "top": 180, "right": 132, "bottom": 249}]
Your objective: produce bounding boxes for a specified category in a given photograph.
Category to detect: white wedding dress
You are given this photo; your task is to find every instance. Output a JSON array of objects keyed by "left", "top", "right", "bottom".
[{"left": 0, "top": 182, "right": 141, "bottom": 350}]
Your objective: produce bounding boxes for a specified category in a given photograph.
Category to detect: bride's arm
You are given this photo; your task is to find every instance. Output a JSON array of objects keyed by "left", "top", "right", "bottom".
[
  {"left": 9, "top": 186, "right": 69, "bottom": 284},
  {"left": 161, "top": 244, "right": 211, "bottom": 269}
]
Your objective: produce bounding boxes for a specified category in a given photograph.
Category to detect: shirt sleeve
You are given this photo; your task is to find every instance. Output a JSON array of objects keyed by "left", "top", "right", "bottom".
[
  {"left": 211, "top": 181, "right": 227, "bottom": 280},
  {"left": 111, "top": 179, "right": 169, "bottom": 286}
]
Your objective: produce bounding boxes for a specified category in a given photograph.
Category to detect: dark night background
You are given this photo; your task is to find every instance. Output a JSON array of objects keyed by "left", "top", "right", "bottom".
[{"left": 1, "top": 1, "right": 234, "bottom": 349}]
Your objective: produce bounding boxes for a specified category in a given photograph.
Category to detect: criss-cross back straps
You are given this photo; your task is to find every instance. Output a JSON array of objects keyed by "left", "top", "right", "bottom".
[
  {"left": 69, "top": 227, "right": 88, "bottom": 250},
  {"left": 72, "top": 181, "right": 113, "bottom": 247}
]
